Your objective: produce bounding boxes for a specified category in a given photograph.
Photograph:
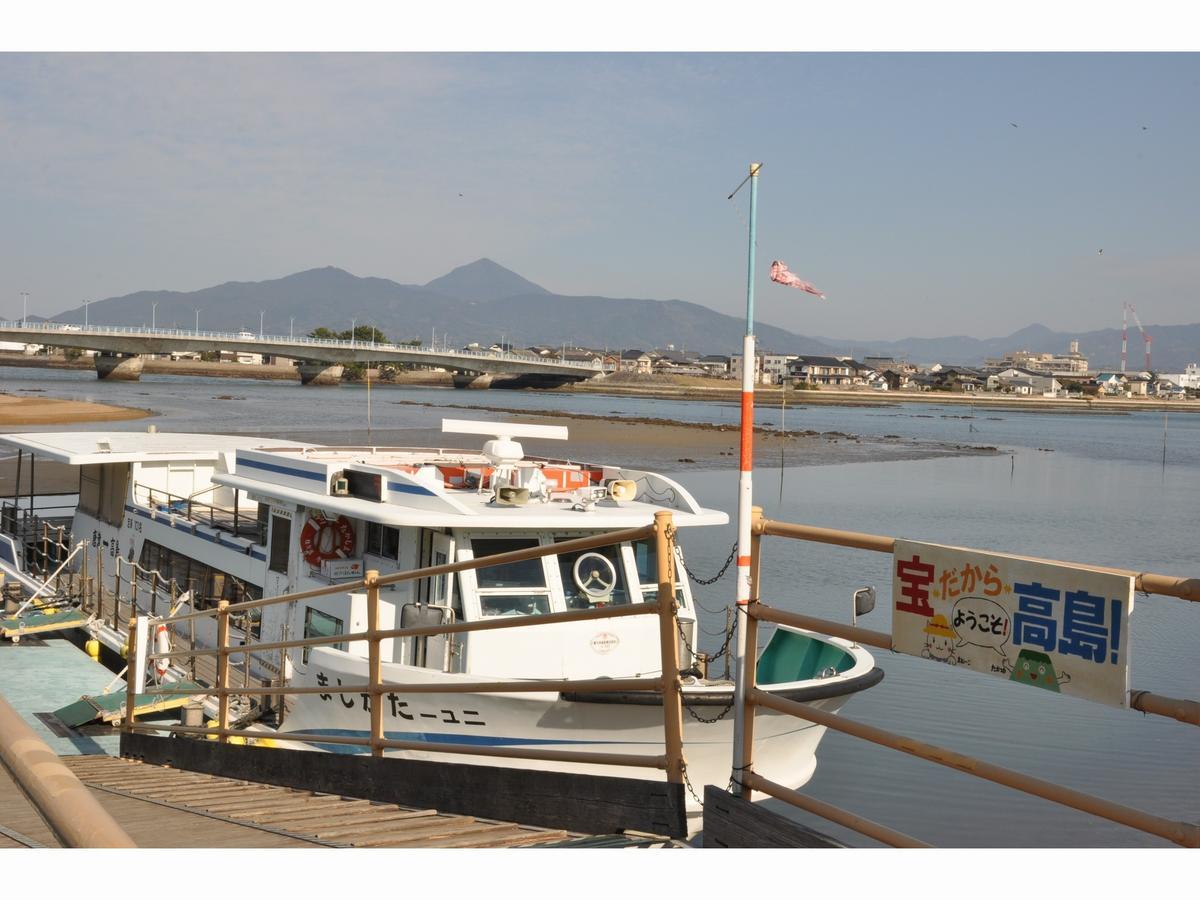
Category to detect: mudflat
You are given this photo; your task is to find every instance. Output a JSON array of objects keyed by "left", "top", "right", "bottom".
[{"left": 0, "top": 393, "right": 150, "bottom": 426}]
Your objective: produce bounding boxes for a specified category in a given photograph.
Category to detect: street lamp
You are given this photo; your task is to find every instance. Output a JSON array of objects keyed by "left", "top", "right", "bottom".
[
  {"left": 20, "top": 291, "right": 28, "bottom": 326},
  {"left": 259, "top": 310, "right": 265, "bottom": 338},
  {"left": 289, "top": 317, "right": 294, "bottom": 340},
  {"left": 84, "top": 299, "right": 90, "bottom": 328},
  {"left": 151, "top": 302, "right": 157, "bottom": 331},
  {"left": 194, "top": 308, "right": 200, "bottom": 332},
  {"left": 351, "top": 318, "right": 356, "bottom": 348}
]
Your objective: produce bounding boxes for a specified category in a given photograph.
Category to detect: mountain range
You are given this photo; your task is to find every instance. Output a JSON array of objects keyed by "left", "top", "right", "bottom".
[{"left": 46, "top": 259, "right": 1199, "bottom": 372}]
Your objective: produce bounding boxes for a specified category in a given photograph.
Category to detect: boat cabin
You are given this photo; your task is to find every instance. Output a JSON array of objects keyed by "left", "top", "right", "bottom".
[{"left": 0, "top": 421, "right": 727, "bottom": 685}]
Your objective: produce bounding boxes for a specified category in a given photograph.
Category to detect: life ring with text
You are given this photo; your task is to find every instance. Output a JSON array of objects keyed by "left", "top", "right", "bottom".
[
  {"left": 300, "top": 513, "right": 356, "bottom": 568},
  {"left": 153, "top": 622, "right": 171, "bottom": 678}
]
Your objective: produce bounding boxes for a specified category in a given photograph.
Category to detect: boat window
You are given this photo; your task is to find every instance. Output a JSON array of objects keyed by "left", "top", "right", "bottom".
[
  {"left": 303, "top": 607, "right": 345, "bottom": 663},
  {"left": 632, "top": 538, "right": 659, "bottom": 584},
  {"left": 555, "top": 540, "right": 629, "bottom": 609},
  {"left": 479, "top": 594, "right": 550, "bottom": 617},
  {"left": 137, "top": 539, "right": 262, "bottom": 633},
  {"left": 79, "top": 463, "right": 128, "bottom": 526},
  {"left": 470, "top": 537, "right": 551, "bottom": 617},
  {"left": 268, "top": 515, "right": 291, "bottom": 573},
  {"left": 472, "top": 538, "right": 545, "bottom": 589},
  {"left": 365, "top": 521, "right": 400, "bottom": 560},
  {"left": 631, "top": 538, "right": 687, "bottom": 608},
  {"left": 78, "top": 468, "right": 101, "bottom": 518}
]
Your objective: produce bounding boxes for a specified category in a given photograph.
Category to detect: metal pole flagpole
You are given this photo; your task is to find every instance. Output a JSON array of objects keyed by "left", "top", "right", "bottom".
[{"left": 730, "top": 162, "right": 761, "bottom": 796}]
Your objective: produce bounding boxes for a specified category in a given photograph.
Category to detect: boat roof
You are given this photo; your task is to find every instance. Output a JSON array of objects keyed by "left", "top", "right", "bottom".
[
  {"left": 217, "top": 442, "right": 727, "bottom": 528},
  {"left": 0, "top": 431, "right": 308, "bottom": 465},
  {"left": 1, "top": 425, "right": 729, "bottom": 529}
]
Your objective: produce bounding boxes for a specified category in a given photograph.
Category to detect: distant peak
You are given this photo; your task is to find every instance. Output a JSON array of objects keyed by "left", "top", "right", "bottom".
[{"left": 424, "top": 258, "right": 549, "bottom": 303}]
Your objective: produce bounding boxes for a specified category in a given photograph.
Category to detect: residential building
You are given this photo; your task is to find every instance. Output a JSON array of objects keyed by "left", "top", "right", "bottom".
[
  {"left": 732, "top": 351, "right": 794, "bottom": 385},
  {"left": 984, "top": 341, "right": 1089, "bottom": 376},
  {"left": 992, "top": 367, "right": 1063, "bottom": 396},
  {"left": 789, "top": 356, "right": 856, "bottom": 386},
  {"left": 619, "top": 350, "right": 652, "bottom": 374},
  {"left": 698, "top": 355, "right": 731, "bottom": 377},
  {"left": 1161, "top": 363, "right": 1200, "bottom": 390}
]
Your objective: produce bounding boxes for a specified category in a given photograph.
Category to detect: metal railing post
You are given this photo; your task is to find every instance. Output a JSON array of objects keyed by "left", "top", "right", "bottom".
[
  {"left": 654, "top": 511, "right": 686, "bottom": 785},
  {"left": 97, "top": 551, "right": 105, "bottom": 625},
  {"left": 216, "top": 600, "right": 230, "bottom": 742},
  {"left": 124, "top": 614, "right": 147, "bottom": 734},
  {"left": 79, "top": 543, "right": 89, "bottom": 612},
  {"left": 367, "top": 569, "right": 383, "bottom": 757}
]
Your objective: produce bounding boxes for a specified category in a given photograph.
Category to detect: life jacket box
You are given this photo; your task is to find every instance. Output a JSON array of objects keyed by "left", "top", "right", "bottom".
[{"left": 321, "top": 558, "right": 365, "bottom": 580}]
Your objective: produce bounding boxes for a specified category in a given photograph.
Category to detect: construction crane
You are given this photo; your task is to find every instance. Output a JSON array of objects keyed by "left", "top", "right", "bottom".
[{"left": 1121, "top": 302, "right": 1152, "bottom": 373}]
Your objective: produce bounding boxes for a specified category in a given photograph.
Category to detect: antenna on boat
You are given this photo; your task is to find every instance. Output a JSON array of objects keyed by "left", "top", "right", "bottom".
[
  {"left": 729, "top": 162, "right": 762, "bottom": 799},
  {"left": 442, "top": 418, "right": 568, "bottom": 465}
]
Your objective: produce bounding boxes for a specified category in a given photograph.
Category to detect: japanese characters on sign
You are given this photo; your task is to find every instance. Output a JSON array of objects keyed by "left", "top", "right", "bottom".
[{"left": 891, "top": 539, "right": 1135, "bottom": 708}]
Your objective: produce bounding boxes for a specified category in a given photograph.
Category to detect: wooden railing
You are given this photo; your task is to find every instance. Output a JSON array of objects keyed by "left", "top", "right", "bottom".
[
  {"left": 733, "top": 508, "right": 1200, "bottom": 848},
  {"left": 123, "top": 511, "right": 687, "bottom": 783},
  {"left": 0, "top": 693, "right": 135, "bottom": 847}
]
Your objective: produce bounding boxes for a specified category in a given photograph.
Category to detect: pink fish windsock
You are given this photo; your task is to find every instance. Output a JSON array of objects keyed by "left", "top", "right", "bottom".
[{"left": 769, "top": 260, "right": 826, "bottom": 298}]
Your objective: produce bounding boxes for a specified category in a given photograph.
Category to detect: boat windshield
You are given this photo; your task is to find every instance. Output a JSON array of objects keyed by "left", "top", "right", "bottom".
[
  {"left": 632, "top": 537, "right": 687, "bottom": 608},
  {"left": 472, "top": 537, "right": 552, "bottom": 617},
  {"left": 554, "top": 539, "right": 629, "bottom": 609}
]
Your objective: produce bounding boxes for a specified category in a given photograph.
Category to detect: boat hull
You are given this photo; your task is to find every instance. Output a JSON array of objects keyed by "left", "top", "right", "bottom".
[{"left": 278, "top": 640, "right": 882, "bottom": 817}]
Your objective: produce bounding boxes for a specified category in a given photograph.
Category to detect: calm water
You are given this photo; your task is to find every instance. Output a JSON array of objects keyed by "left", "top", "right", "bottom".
[{"left": 2, "top": 365, "right": 1197, "bottom": 847}]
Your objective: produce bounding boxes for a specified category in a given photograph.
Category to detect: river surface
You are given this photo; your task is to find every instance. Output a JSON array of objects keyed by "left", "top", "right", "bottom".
[{"left": 2, "top": 365, "right": 1197, "bottom": 847}]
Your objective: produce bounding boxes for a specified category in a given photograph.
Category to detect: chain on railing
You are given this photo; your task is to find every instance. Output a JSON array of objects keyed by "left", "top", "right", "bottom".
[{"left": 681, "top": 542, "right": 737, "bottom": 586}]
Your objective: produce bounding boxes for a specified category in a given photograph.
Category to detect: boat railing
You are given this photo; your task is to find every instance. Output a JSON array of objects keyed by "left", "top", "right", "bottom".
[
  {"left": 732, "top": 508, "right": 1200, "bottom": 849},
  {"left": 122, "top": 511, "right": 690, "bottom": 785},
  {"left": 133, "top": 482, "right": 263, "bottom": 543},
  {"left": 0, "top": 507, "right": 73, "bottom": 579}
]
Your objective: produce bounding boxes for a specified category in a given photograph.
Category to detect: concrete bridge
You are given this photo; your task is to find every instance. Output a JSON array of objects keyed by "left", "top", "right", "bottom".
[{"left": 0, "top": 322, "right": 601, "bottom": 388}]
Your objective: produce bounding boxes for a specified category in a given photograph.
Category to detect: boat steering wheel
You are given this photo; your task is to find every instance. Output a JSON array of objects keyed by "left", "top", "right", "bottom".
[{"left": 572, "top": 552, "right": 618, "bottom": 600}]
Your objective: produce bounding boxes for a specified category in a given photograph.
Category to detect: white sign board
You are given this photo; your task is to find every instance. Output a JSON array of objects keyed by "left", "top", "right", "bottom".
[
  {"left": 322, "top": 557, "right": 364, "bottom": 580},
  {"left": 891, "top": 540, "right": 1134, "bottom": 708}
]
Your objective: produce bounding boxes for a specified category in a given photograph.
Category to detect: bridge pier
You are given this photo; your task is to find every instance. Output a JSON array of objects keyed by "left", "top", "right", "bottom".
[
  {"left": 297, "top": 362, "right": 345, "bottom": 386},
  {"left": 452, "top": 372, "right": 493, "bottom": 390},
  {"left": 94, "top": 353, "right": 145, "bottom": 381}
]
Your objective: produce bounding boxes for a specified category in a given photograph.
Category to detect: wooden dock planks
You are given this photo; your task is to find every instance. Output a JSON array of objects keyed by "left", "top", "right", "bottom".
[{"left": 56, "top": 755, "right": 571, "bottom": 848}]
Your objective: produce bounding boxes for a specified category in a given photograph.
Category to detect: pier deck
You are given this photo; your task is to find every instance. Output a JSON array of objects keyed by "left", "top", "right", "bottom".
[
  {"left": 0, "top": 637, "right": 684, "bottom": 849},
  {"left": 0, "top": 755, "right": 580, "bottom": 848}
]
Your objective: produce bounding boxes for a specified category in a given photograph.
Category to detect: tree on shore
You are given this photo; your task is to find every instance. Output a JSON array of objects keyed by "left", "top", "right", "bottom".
[{"left": 308, "top": 325, "right": 389, "bottom": 344}]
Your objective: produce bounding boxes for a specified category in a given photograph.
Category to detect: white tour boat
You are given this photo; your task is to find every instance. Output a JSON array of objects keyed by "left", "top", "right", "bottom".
[{"left": 0, "top": 420, "right": 881, "bottom": 813}]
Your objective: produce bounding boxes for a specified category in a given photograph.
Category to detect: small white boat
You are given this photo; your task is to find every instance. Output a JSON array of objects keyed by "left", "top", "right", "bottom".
[{"left": 0, "top": 419, "right": 880, "bottom": 818}]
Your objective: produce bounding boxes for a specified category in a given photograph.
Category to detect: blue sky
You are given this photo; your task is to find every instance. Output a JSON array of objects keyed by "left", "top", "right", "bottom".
[{"left": 1, "top": 51, "right": 1197, "bottom": 341}]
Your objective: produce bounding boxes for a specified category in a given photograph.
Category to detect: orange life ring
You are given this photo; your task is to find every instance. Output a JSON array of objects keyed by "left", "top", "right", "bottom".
[{"left": 299, "top": 513, "right": 356, "bottom": 568}]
